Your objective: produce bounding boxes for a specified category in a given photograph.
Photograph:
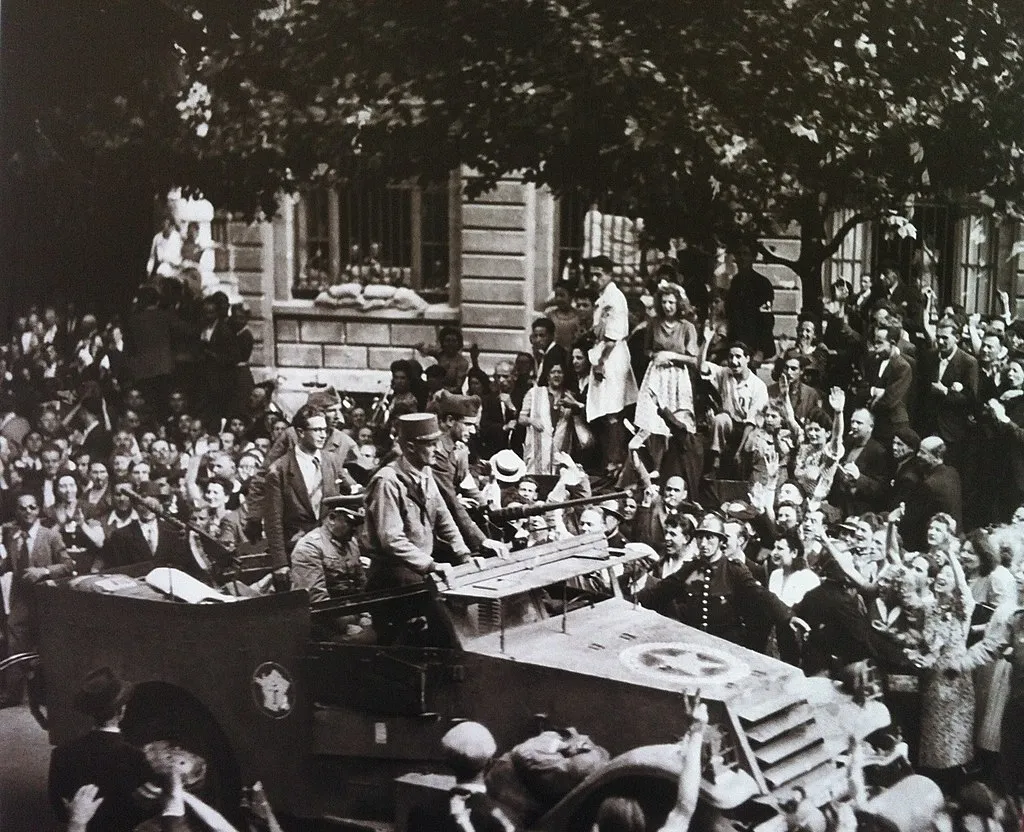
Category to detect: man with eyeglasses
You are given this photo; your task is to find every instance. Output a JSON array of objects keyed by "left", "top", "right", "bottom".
[
  {"left": 262, "top": 406, "right": 343, "bottom": 580},
  {"left": 1, "top": 492, "right": 74, "bottom": 706}
]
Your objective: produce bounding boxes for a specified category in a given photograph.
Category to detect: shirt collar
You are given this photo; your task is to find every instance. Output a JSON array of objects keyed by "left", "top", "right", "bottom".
[{"left": 294, "top": 445, "right": 321, "bottom": 465}]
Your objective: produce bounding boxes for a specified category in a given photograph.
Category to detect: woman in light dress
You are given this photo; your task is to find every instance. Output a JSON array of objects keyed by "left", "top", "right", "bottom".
[{"left": 633, "top": 282, "right": 699, "bottom": 469}]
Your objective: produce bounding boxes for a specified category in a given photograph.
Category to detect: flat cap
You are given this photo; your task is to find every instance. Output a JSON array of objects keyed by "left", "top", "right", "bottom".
[
  {"left": 441, "top": 721, "right": 497, "bottom": 770},
  {"left": 436, "top": 391, "right": 481, "bottom": 419}
]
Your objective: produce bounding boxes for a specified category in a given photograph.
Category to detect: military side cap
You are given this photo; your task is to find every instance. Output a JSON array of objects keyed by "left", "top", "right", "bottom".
[
  {"left": 436, "top": 391, "right": 481, "bottom": 419},
  {"left": 441, "top": 721, "right": 497, "bottom": 770},
  {"left": 397, "top": 412, "right": 442, "bottom": 442},
  {"left": 306, "top": 385, "right": 341, "bottom": 409},
  {"left": 322, "top": 493, "right": 365, "bottom": 522},
  {"left": 73, "top": 666, "right": 133, "bottom": 720}
]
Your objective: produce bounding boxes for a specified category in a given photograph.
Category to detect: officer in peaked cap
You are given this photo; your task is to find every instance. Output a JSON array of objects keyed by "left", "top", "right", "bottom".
[
  {"left": 637, "top": 511, "right": 805, "bottom": 648},
  {"left": 365, "top": 414, "right": 471, "bottom": 590},
  {"left": 291, "top": 493, "right": 368, "bottom": 607}
]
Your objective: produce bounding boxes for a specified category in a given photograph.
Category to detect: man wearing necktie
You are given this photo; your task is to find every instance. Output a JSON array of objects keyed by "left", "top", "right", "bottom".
[
  {"left": 1, "top": 492, "right": 74, "bottom": 706},
  {"left": 638, "top": 513, "right": 804, "bottom": 651},
  {"left": 263, "top": 405, "right": 342, "bottom": 577},
  {"left": 366, "top": 413, "right": 472, "bottom": 591}
]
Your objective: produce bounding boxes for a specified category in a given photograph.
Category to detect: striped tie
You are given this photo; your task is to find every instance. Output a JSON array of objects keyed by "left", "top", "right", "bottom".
[{"left": 310, "top": 456, "right": 323, "bottom": 518}]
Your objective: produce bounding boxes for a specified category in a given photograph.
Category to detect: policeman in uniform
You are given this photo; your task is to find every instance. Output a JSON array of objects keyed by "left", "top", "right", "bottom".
[{"left": 637, "top": 514, "right": 802, "bottom": 649}]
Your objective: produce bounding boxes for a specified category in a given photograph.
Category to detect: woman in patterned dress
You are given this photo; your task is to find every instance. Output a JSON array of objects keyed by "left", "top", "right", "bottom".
[
  {"left": 633, "top": 282, "right": 699, "bottom": 469},
  {"left": 909, "top": 542, "right": 1007, "bottom": 790}
]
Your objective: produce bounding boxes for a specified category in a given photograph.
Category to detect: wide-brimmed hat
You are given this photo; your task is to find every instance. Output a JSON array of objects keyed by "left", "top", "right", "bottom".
[
  {"left": 490, "top": 450, "right": 527, "bottom": 484},
  {"left": 693, "top": 514, "right": 728, "bottom": 540},
  {"left": 396, "top": 413, "right": 441, "bottom": 443},
  {"left": 322, "top": 493, "right": 365, "bottom": 524},
  {"left": 73, "top": 666, "right": 132, "bottom": 720},
  {"left": 600, "top": 499, "right": 623, "bottom": 521}
]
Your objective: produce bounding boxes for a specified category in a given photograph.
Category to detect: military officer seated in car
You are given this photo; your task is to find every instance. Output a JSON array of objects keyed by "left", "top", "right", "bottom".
[{"left": 291, "top": 493, "right": 371, "bottom": 641}]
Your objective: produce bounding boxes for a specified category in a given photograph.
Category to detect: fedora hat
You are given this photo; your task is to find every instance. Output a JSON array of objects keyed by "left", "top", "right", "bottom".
[
  {"left": 490, "top": 449, "right": 527, "bottom": 484},
  {"left": 396, "top": 413, "right": 441, "bottom": 443},
  {"left": 322, "top": 493, "right": 365, "bottom": 524},
  {"left": 73, "top": 666, "right": 132, "bottom": 721},
  {"left": 693, "top": 514, "right": 728, "bottom": 540}
]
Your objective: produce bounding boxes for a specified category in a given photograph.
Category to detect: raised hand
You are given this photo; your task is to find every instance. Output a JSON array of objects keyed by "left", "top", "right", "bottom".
[{"left": 828, "top": 386, "right": 846, "bottom": 412}]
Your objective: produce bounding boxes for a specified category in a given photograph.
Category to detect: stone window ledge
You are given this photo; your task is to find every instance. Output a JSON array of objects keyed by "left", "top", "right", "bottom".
[{"left": 273, "top": 300, "right": 459, "bottom": 322}]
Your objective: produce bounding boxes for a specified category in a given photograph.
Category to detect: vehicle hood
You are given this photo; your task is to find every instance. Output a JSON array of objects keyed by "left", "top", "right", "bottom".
[{"left": 460, "top": 597, "right": 797, "bottom": 700}]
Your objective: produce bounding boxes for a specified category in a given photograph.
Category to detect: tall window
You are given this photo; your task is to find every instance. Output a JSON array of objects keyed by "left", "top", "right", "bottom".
[{"left": 293, "top": 178, "right": 456, "bottom": 304}]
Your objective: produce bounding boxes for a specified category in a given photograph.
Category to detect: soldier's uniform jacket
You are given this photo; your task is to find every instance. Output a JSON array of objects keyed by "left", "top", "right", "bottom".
[
  {"left": 637, "top": 555, "right": 790, "bottom": 647},
  {"left": 290, "top": 526, "right": 366, "bottom": 603},
  {"left": 365, "top": 455, "right": 469, "bottom": 580}
]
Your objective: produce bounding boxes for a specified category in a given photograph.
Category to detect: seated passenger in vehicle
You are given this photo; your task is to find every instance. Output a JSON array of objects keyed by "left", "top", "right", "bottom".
[{"left": 291, "top": 494, "right": 370, "bottom": 641}]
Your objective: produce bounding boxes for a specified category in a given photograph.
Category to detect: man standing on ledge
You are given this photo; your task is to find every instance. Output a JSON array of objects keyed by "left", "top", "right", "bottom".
[
  {"left": 585, "top": 255, "right": 638, "bottom": 477},
  {"left": 366, "top": 413, "right": 471, "bottom": 589}
]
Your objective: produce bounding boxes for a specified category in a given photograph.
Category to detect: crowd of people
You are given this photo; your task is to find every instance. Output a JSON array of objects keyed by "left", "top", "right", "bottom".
[{"left": 5, "top": 244, "right": 1024, "bottom": 831}]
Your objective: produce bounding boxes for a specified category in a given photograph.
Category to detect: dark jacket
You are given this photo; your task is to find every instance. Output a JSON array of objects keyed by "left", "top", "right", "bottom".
[
  {"left": 101, "top": 518, "right": 194, "bottom": 573},
  {"left": 48, "top": 730, "right": 157, "bottom": 832},
  {"left": 638, "top": 555, "right": 790, "bottom": 647},
  {"left": 899, "top": 463, "right": 963, "bottom": 551},
  {"left": 794, "top": 580, "right": 908, "bottom": 676},
  {"left": 918, "top": 347, "right": 979, "bottom": 445},
  {"left": 829, "top": 438, "right": 890, "bottom": 515},
  {"left": 869, "top": 352, "right": 913, "bottom": 438},
  {"left": 262, "top": 450, "right": 343, "bottom": 569}
]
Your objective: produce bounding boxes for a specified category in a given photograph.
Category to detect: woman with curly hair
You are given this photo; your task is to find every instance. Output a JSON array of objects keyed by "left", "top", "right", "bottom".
[{"left": 632, "top": 282, "right": 699, "bottom": 467}]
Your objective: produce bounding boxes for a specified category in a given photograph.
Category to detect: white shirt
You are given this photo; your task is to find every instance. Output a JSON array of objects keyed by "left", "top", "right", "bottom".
[
  {"left": 294, "top": 446, "right": 323, "bottom": 518},
  {"left": 107, "top": 510, "right": 138, "bottom": 529},
  {"left": 877, "top": 358, "right": 890, "bottom": 379},
  {"left": 937, "top": 347, "right": 956, "bottom": 382},
  {"left": 139, "top": 519, "right": 159, "bottom": 554}
]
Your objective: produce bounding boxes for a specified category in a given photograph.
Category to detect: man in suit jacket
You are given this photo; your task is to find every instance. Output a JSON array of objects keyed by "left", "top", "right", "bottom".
[
  {"left": 830, "top": 409, "right": 890, "bottom": 515},
  {"left": 101, "top": 483, "right": 194, "bottom": 574},
  {"left": 768, "top": 354, "right": 822, "bottom": 422},
  {"left": 75, "top": 404, "right": 113, "bottom": 463},
  {"left": 899, "top": 436, "right": 964, "bottom": 551},
  {"left": 866, "top": 324, "right": 913, "bottom": 443},
  {"left": 918, "top": 319, "right": 978, "bottom": 473},
  {"left": 530, "top": 316, "right": 570, "bottom": 386},
  {"left": 1, "top": 491, "right": 74, "bottom": 705},
  {"left": 48, "top": 667, "right": 160, "bottom": 832},
  {"left": 263, "top": 406, "right": 342, "bottom": 571},
  {"left": 246, "top": 387, "right": 358, "bottom": 542}
]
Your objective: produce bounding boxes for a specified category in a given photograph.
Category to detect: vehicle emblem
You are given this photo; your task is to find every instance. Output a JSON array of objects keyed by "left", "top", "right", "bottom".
[
  {"left": 619, "top": 642, "right": 750, "bottom": 687},
  {"left": 251, "top": 662, "right": 294, "bottom": 718}
]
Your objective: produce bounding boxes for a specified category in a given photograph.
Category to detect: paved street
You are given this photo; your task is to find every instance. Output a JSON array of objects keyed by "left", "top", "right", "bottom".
[{"left": 0, "top": 705, "right": 60, "bottom": 832}]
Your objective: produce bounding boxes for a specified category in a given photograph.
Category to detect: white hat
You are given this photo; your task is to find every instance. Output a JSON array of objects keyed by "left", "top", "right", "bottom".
[{"left": 490, "top": 450, "right": 526, "bottom": 484}]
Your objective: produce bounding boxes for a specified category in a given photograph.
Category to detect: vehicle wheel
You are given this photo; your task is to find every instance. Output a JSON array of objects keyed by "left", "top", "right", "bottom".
[{"left": 120, "top": 682, "right": 242, "bottom": 823}]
